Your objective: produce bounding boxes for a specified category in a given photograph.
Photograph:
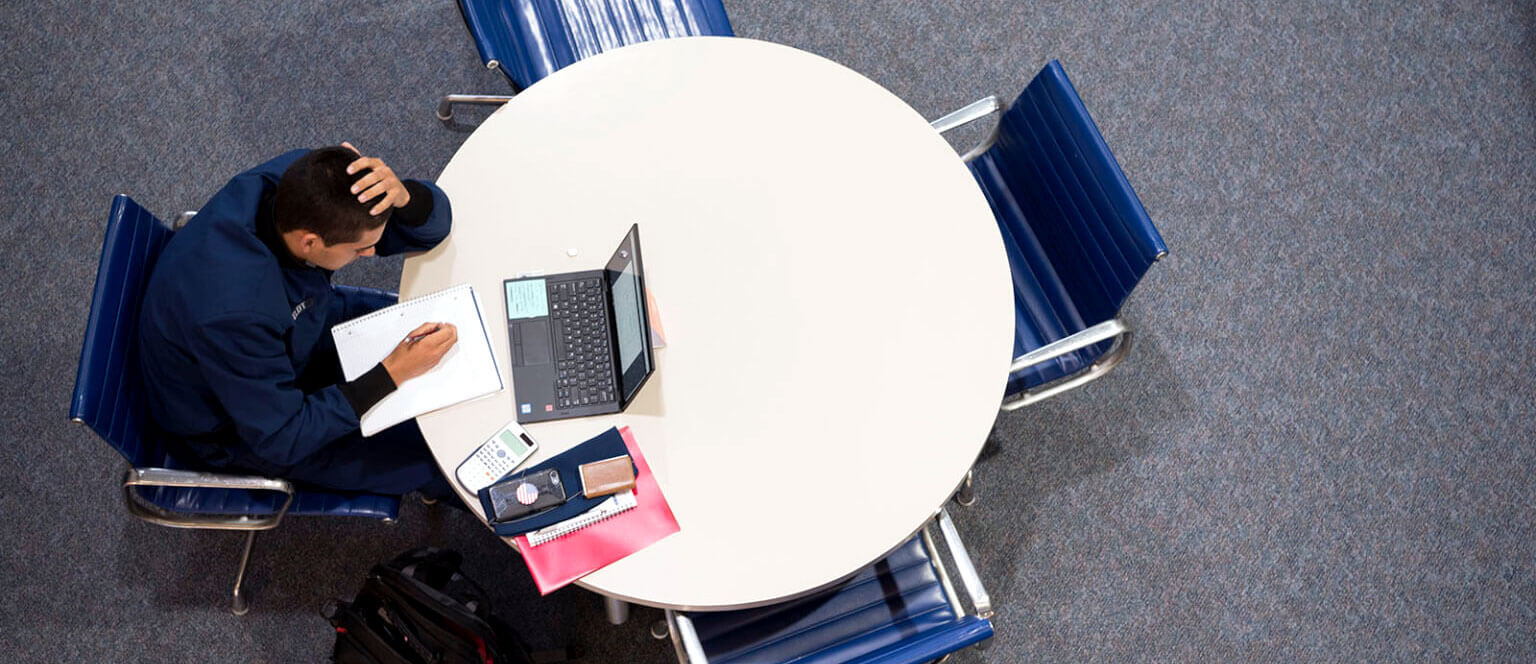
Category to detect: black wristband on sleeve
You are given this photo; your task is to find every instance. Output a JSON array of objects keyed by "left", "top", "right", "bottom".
[
  {"left": 392, "top": 180, "right": 435, "bottom": 227},
  {"left": 337, "top": 363, "right": 397, "bottom": 417}
]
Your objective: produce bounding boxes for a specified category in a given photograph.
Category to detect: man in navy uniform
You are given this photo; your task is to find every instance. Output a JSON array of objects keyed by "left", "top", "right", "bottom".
[{"left": 139, "top": 144, "right": 460, "bottom": 499}]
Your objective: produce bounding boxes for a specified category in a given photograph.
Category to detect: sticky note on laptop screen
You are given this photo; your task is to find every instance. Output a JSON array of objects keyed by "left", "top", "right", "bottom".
[{"left": 505, "top": 279, "right": 548, "bottom": 319}]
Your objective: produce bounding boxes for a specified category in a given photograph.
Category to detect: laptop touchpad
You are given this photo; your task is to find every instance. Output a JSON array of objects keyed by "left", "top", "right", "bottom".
[{"left": 517, "top": 320, "right": 552, "bottom": 365}]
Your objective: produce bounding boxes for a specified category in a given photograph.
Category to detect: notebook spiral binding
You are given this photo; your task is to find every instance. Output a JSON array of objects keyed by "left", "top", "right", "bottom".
[
  {"left": 525, "top": 490, "right": 638, "bottom": 547},
  {"left": 332, "top": 284, "right": 472, "bottom": 334}
]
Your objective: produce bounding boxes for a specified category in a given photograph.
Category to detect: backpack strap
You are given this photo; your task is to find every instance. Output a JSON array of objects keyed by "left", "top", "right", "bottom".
[{"left": 387, "top": 547, "right": 464, "bottom": 589}]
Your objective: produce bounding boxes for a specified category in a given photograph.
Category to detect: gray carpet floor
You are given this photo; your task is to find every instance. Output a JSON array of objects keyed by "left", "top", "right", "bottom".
[{"left": 3, "top": 1, "right": 1533, "bottom": 662}]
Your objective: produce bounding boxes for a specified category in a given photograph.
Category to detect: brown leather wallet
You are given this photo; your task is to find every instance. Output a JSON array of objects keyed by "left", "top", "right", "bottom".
[{"left": 579, "top": 455, "right": 636, "bottom": 498}]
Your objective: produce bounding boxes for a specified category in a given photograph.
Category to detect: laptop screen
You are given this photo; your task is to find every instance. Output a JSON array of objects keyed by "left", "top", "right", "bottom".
[{"left": 605, "top": 225, "right": 651, "bottom": 404}]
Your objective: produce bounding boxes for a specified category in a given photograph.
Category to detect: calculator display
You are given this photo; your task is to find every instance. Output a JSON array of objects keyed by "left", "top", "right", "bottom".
[{"left": 499, "top": 430, "right": 531, "bottom": 456}]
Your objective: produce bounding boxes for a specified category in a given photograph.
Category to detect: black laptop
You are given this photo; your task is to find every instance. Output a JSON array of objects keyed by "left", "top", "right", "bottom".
[{"left": 503, "top": 224, "right": 655, "bottom": 423}]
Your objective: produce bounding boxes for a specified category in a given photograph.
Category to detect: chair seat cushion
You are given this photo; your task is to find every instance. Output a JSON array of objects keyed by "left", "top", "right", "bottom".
[
  {"left": 970, "top": 156, "right": 1113, "bottom": 396},
  {"left": 685, "top": 537, "right": 992, "bottom": 664}
]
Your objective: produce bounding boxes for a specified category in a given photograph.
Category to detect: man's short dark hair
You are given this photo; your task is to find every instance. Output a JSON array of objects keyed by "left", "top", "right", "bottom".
[{"left": 273, "top": 146, "right": 386, "bottom": 245}]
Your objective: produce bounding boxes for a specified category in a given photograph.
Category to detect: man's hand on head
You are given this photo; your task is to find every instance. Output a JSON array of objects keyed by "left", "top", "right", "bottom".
[{"left": 341, "top": 141, "right": 410, "bottom": 216}]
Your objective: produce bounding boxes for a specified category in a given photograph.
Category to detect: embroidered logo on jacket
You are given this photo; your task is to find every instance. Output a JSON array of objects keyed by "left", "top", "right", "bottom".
[{"left": 291, "top": 297, "right": 315, "bottom": 320}]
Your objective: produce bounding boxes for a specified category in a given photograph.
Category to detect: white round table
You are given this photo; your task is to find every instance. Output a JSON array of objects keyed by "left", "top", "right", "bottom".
[{"left": 402, "top": 37, "right": 1013, "bottom": 611}]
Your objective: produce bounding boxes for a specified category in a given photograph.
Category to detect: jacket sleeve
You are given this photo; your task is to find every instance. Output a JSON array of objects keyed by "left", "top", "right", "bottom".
[
  {"left": 333, "top": 284, "right": 399, "bottom": 321},
  {"left": 188, "top": 311, "right": 362, "bottom": 469},
  {"left": 374, "top": 179, "right": 452, "bottom": 256}
]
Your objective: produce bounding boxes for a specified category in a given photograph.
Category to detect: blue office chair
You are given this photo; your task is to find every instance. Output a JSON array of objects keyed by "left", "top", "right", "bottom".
[
  {"left": 663, "top": 509, "right": 993, "bottom": 664},
  {"left": 931, "top": 60, "right": 1168, "bottom": 411},
  {"left": 70, "top": 195, "right": 401, "bottom": 615},
  {"left": 437, "top": 0, "right": 735, "bottom": 121}
]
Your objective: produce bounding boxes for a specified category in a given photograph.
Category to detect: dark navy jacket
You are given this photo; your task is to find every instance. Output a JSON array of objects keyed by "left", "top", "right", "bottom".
[{"left": 138, "top": 150, "right": 451, "bottom": 477}]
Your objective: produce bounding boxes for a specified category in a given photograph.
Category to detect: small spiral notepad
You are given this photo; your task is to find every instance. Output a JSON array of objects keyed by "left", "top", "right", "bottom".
[
  {"left": 526, "top": 490, "right": 638, "bottom": 547},
  {"left": 332, "top": 284, "right": 503, "bottom": 436}
]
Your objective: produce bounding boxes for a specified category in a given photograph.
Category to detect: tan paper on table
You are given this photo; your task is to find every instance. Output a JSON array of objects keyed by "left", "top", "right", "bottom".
[
  {"left": 331, "top": 284, "right": 504, "bottom": 436},
  {"left": 646, "top": 285, "right": 667, "bottom": 349}
]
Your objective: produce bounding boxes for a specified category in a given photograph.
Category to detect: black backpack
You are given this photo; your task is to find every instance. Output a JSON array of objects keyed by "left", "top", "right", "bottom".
[{"left": 324, "top": 547, "right": 569, "bottom": 664}]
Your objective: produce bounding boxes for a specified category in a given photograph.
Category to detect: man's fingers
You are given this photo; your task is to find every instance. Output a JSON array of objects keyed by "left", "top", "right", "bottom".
[
  {"left": 364, "top": 185, "right": 407, "bottom": 215},
  {"left": 400, "top": 322, "right": 442, "bottom": 346},
  {"left": 357, "top": 181, "right": 391, "bottom": 204},
  {"left": 423, "top": 339, "right": 452, "bottom": 360},
  {"left": 346, "top": 155, "right": 381, "bottom": 175},
  {"left": 355, "top": 178, "right": 396, "bottom": 199},
  {"left": 350, "top": 169, "right": 384, "bottom": 194},
  {"left": 414, "top": 323, "right": 450, "bottom": 343},
  {"left": 407, "top": 322, "right": 440, "bottom": 336},
  {"left": 365, "top": 189, "right": 402, "bottom": 216},
  {"left": 348, "top": 160, "right": 403, "bottom": 216},
  {"left": 425, "top": 324, "right": 458, "bottom": 350}
]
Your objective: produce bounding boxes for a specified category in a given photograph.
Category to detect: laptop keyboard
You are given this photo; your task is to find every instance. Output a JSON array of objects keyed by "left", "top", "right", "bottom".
[{"left": 550, "top": 279, "right": 615, "bottom": 408}]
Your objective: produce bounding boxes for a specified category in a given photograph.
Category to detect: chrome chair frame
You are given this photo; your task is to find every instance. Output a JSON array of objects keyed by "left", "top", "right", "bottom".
[
  {"left": 930, "top": 99, "right": 1142, "bottom": 412},
  {"left": 662, "top": 508, "right": 992, "bottom": 664},
  {"left": 121, "top": 468, "right": 296, "bottom": 530},
  {"left": 437, "top": 91, "right": 516, "bottom": 122},
  {"left": 118, "top": 466, "right": 298, "bottom": 615}
]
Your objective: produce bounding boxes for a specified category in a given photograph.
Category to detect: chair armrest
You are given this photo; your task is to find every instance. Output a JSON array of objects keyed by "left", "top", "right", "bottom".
[
  {"left": 934, "top": 508, "right": 993, "bottom": 619},
  {"left": 1003, "top": 319, "right": 1132, "bottom": 411},
  {"left": 665, "top": 610, "right": 710, "bottom": 664},
  {"left": 122, "top": 467, "right": 296, "bottom": 531},
  {"left": 929, "top": 95, "right": 1004, "bottom": 162}
]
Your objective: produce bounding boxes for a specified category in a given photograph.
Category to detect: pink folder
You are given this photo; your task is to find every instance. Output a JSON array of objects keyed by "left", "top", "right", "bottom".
[{"left": 513, "top": 426, "right": 680, "bottom": 594}]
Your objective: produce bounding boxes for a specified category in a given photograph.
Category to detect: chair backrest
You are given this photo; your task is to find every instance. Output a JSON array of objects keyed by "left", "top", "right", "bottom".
[
  {"left": 977, "top": 60, "right": 1166, "bottom": 327},
  {"left": 457, "top": 0, "right": 734, "bottom": 89},
  {"left": 679, "top": 536, "right": 992, "bottom": 664},
  {"left": 71, "top": 195, "right": 174, "bottom": 468}
]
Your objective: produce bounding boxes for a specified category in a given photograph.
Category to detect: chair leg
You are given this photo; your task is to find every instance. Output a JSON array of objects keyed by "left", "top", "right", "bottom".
[
  {"left": 604, "top": 596, "right": 629, "bottom": 624},
  {"left": 650, "top": 618, "right": 670, "bottom": 640},
  {"left": 955, "top": 469, "right": 977, "bottom": 507},
  {"left": 231, "top": 531, "right": 257, "bottom": 615}
]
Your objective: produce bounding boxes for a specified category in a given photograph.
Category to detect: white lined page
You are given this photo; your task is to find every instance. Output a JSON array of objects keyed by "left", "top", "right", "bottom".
[{"left": 332, "top": 284, "right": 503, "bottom": 436}]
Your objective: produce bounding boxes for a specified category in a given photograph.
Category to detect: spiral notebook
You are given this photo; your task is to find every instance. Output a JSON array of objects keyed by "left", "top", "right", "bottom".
[
  {"left": 526, "top": 490, "right": 637, "bottom": 547},
  {"left": 332, "top": 284, "right": 503, "bottom": 436}
]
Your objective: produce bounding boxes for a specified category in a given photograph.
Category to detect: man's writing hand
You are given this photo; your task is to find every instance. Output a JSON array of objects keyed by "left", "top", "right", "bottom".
[
  {"left": 381, "top": 322, "right": 458, "bottom": 385},
  {"left": 341, "top": 141, "right": 410, "bottom": 216}
]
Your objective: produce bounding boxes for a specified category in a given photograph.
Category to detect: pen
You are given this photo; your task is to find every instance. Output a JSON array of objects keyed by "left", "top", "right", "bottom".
[{"left": 405, "top": 324, "right": 443, "bottom": 345}]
